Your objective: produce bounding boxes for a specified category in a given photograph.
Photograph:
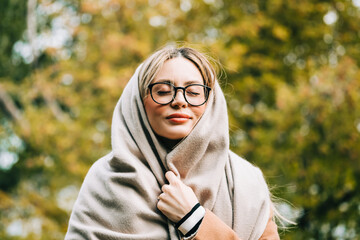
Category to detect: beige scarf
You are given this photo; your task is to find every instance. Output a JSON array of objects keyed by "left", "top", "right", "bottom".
[{"left": 65, "top": 65, "right": 270, "bottom": 240}]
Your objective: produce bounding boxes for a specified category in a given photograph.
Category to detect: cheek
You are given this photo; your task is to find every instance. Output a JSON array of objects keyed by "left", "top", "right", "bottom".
[
  {"left": 144, "top": 97, "right": 155, "bottom": 117},
  {"left": 192, "top": 105, "right": 206, "bottom": 120},
  {"left": 144, "top": 96, "right": 163, "bottom": 122}
]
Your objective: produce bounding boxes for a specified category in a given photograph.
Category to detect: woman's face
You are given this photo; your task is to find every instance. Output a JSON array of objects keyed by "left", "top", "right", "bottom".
[{"left": 143, "top": 57, "right": 207, "bottom": 140}]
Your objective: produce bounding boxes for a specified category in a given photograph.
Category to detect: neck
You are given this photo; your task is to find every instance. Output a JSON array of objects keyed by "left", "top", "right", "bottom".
[{"left": 155, "top": 133, "right": 182, "bottom": 152}]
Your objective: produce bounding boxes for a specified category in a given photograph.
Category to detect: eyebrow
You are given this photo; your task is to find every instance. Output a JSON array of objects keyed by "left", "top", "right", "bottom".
[{"left": 154, "top": 79, "right": 203, "bottom": 85}]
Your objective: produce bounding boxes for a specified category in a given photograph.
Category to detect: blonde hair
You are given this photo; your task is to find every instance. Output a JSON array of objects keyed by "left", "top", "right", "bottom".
[{"left": 138, "top": 46, "right": 216, "bottom": 98}]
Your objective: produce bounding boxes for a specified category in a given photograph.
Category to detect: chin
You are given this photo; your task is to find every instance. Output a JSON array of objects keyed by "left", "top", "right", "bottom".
[
  {"left": 164, "top": 133, "right": 187, "bottom": 140},
  {"left": 162, "top": 129, "right": 190, "bottom": 140}
]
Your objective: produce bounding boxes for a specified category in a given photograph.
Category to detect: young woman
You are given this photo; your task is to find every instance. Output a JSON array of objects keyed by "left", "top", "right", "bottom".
[{"left": 65, "top": 46, "right": 279, "bottom": 239}]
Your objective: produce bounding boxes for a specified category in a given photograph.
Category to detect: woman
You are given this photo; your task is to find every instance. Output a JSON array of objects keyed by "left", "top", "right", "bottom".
[{"left": 65, "top": 46, "right": 280, "bottom": 239}]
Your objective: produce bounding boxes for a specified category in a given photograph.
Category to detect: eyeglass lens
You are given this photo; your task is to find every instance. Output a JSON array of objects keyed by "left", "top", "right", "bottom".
[{"left": 150, "top": 83, "right": 208, "bottom": 106}]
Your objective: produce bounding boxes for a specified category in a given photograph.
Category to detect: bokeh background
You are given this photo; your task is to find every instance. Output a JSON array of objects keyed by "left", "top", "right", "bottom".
[{"left": 1, "top": 0, "right": 360, "bottom": 239}]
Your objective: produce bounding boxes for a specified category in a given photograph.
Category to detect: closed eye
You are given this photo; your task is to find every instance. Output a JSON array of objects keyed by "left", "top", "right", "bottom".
[
  {"left": 156, "top": 90, "right": 172, "bottom": 96},
  {"left": 186, "top": 90, "right": 200, "bottom": 96}
]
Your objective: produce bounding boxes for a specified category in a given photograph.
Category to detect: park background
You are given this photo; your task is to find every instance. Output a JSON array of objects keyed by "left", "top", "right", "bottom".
[{"left": 1, "top": 0, "right": 360, "bottom": 239}]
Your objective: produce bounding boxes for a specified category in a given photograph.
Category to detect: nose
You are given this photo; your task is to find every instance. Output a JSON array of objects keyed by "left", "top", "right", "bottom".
[{"left": 170, "top": 89, "right": 187, "bottom": 108}]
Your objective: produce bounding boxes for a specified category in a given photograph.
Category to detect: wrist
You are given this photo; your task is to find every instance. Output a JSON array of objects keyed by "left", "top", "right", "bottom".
[{"left": 175, "top": 203, "right": 205, "bottom": 236}]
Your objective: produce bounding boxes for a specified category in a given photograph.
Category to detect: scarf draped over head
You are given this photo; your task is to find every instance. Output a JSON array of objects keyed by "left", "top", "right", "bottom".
[{"left": 65, "top": 65, "right": 271, "bottom": 240}]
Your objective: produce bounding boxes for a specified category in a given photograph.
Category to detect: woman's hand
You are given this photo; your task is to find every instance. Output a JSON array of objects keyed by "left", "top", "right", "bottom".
[{"left": 157, "top": 171, "right": 199, "bottom": 223}]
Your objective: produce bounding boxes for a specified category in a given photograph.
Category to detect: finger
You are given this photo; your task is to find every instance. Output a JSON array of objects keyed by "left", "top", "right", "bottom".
[
  {"left": 157, "top": 199, "right": 174, "bottom": 217},
  {"left": 157, "top": 198, "right": 166, "bottom": 212},
  {"left": 158, "top": 192, "right": 173, "bottom": 206},
  {"left": 158, "top": 192, "right": 166, "bottom": 201},
  {"left": 161, "top": 184, "right": 170, "bottom": 193},
  {"left": 165, "top": 171, "right": 179, "bottom": 185}
]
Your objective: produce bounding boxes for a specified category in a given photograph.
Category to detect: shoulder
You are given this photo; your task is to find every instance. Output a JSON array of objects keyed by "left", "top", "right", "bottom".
[
  {"left": 82, "top": 152, "right": 113, "bottom": 181},
  {"left": 229, "top": 151, "right": 265, "bottom": 180},
  {"left": 74, "top": 153, "right": 112, "bottom": 199},
  {"left": 228, "top": 150, "right": 270, "bottom": 198}
]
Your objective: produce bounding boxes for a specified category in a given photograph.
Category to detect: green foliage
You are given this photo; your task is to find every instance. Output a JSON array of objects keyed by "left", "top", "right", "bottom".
[
  {"left": 0, "top": 0, "right": 30, "bottom": 80},
  {"left": 0, "top": 0, "right": 359, "bottom": 239},
  {"left": 229, "top": 58, "right": 360, "bottom": 239}
]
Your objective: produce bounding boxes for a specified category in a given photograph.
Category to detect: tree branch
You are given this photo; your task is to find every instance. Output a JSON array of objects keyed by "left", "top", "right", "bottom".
[{"left": 0, "top": 84, "right": 30, "bottom": 135}]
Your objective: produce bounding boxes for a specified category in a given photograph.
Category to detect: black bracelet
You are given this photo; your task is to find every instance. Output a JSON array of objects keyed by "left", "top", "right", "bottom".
[
  {"left": 175, "top": 203, "right": 201, "bottom": 228},
  {"left": 184, "top": 217, "right": 204, "bottom": 237}
]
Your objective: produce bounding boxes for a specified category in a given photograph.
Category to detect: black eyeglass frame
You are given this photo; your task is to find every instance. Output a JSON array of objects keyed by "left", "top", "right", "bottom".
[{"left": 148, "top": 82, "right": 212, "bottom": 106}]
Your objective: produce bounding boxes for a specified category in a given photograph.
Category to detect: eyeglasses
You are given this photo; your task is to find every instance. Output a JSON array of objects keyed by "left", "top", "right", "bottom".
[{"left": 148, "top": 82, "right": 211, "bottom": 106}]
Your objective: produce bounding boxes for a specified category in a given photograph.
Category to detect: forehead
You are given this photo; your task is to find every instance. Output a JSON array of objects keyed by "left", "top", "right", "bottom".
[{"left": 153, "top": 57, "right": 203, "bottom": 85}]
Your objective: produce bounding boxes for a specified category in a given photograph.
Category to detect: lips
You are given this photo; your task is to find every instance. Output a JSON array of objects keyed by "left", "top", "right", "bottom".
[{"left": 166, "top": 113, "right": 191, "bottom": 123}]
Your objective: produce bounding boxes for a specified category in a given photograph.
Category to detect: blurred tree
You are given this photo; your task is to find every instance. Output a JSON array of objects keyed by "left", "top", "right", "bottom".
[
  {"left": 229, "top": 57, "right": 360, "bottom": 239},
  {"left": 0, "top": 0, "right": 359, "bottom": 239},
  {"left": 0, "top": 0, "right": 29, "bottom": 80}
]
